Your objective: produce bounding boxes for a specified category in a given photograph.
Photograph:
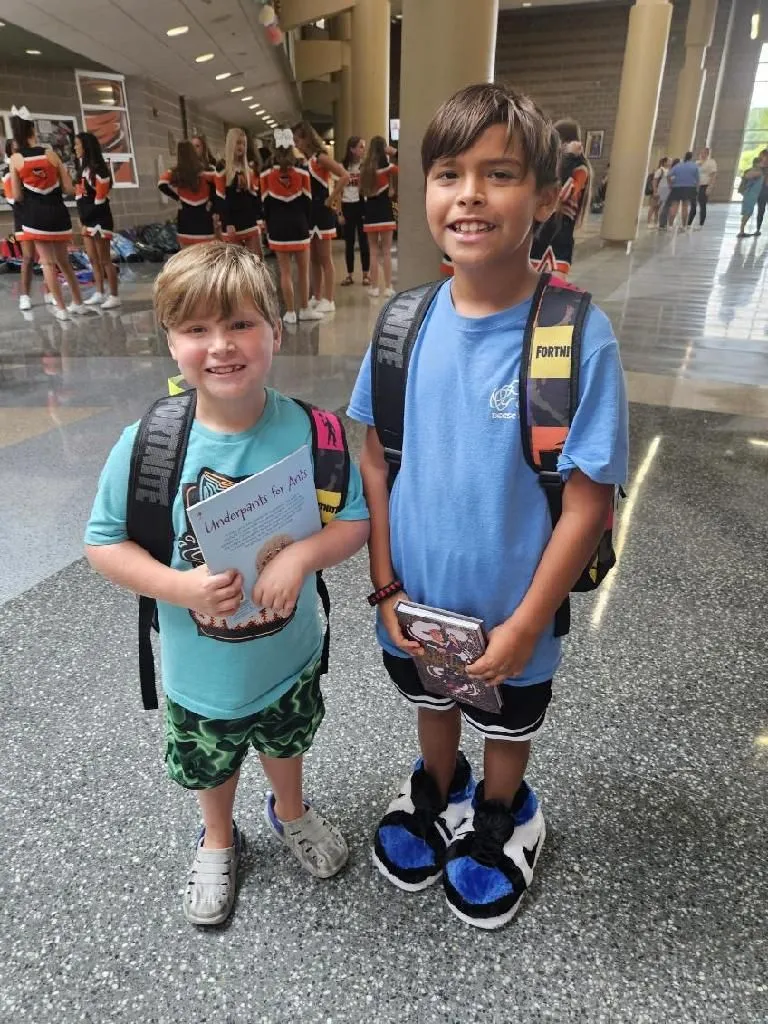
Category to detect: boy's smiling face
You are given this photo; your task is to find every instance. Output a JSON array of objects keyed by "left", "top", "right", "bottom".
[
  {"left": 425, "top": 124, "right": 557, "bottom": 274},
  {"left": 167, "top": 304, "right": 281, "bottom": 407}
]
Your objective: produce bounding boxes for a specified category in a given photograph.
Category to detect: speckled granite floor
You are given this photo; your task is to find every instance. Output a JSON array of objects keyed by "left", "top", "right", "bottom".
[
  {"left": 2, "top": 398, "right": 767, "bottom": 1023},
  {"left": 2, "top": 206, "right": 768, "bottom": 1022}
]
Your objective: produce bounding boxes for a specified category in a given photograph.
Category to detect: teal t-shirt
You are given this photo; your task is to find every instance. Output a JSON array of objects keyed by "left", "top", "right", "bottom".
[{"left": 85, "top": 388, "right": 368, "bottom": 719}]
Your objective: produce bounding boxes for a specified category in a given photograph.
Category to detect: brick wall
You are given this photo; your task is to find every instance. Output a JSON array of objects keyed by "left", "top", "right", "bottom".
[{"left": 0, "top": 59, "right": 230, "bottom": 235}]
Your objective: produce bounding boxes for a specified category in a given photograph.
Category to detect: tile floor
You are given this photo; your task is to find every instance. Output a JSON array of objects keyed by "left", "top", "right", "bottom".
[{"left": 1, "top": 205, "right": 767, "bottom": 1023}]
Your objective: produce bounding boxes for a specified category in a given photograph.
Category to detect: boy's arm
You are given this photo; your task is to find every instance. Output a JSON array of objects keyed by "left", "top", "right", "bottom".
[
  {"left": 357, "top": 427, "right": 421, "bottom": 655},
  {"left": 467, "top": 470, "right": 612, "bottom": 685},
  {"left": 85, "top": 540, "right": 244, "bottom": 619}
]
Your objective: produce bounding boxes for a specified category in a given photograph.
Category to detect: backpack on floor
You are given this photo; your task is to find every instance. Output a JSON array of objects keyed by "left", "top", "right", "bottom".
[
  {"left": 371, "top": 272, "right": 618, "bottom": 638},
  {"left": 126, "top": 384, "right": 351, "bottom": 710}
]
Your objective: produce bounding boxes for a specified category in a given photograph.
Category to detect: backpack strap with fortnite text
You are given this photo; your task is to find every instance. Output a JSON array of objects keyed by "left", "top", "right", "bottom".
[
  {"left": 127, "top": 389, "right": 197, "bottom": 710},
  {"left": 371, "top": 281, "right": 442, "bottom": 489},
  {"left": 127, "top": 387, "right": 350, "bottom": 710},
  {"left": 519, "top": 273, "right": 617, "bottom": 637}
]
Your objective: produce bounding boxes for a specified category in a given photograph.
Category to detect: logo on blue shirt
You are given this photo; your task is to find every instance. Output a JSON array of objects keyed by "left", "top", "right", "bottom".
[{"left": 489, "top": 381, "right": 519, "bottom": 420}]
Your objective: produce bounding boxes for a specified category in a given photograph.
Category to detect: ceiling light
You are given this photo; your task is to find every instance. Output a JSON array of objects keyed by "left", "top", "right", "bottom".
[
  {"left": 249, "top": 103, "right": 259, "bottom": 109},
  {"left": 230, "top": 85, "right": 244, "bottom": 93},
  {"left": 215, "top": 72, "right": 231, "bottom": 81},
  {"left": 26, "top": 49, "right": 42, "bottom": 55},
  {"left": 0, "top": 20, "right": 6, "bottom": 27},
  {"left": 522, "top": 2, "right": 532, "bottom": 5},
  {"left": 166, "top": 25, "right": 189, "bottom": 36},
  {"left": 240, "top": 95, "right": 253, "bottom": 101},
  {"left": 195, "top": 53, "right": 215, "bottom": 63},
  {"left": 254, "top": 107, "right": 264, "bottom": 113}
]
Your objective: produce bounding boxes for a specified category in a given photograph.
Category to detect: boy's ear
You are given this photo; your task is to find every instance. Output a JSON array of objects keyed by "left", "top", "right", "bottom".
[
  {"left": 165, "top": 327, "right": 178, "bottom": 360},
  {"left": 273, "top": 320, "right": 282, "bottom": 353},
  {"left": 533, "top": 184, "right": 559, "bottom": 225}
]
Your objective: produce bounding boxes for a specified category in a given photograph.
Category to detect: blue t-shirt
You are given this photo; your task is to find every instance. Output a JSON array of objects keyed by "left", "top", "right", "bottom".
[
  {"left": 85, "top": 388, "right": 368, "bottom": 719},
  {"left": 347, "top": 280, "right": 628, "bottom": 687},
  {"left": 669, "top": 160, "right": 699, "bottom": 189}
]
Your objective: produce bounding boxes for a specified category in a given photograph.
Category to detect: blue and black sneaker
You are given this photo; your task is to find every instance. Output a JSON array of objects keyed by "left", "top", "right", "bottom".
[
  {"left": 443, "top": 779, "right": 545, "bottom": 929},
  {"left": 372, "top": 751, "right": 476, "bottom": 891}
]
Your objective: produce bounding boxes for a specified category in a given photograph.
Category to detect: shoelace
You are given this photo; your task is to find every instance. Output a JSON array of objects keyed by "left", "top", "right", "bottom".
[
  {"left": 408, "top": 771, "right": 445, "bottom": 839},
  {"left": 470, "top": 803, "right": 516, "bottom": 867}
]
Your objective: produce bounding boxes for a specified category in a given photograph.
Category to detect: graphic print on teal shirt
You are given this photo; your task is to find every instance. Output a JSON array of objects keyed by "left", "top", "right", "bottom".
[{"left": 85, "top": 388, "right": 369, "bottom": 719}]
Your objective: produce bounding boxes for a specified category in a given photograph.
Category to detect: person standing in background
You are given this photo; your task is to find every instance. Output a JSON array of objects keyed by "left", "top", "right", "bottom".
[
  {"left": 530, "top": 118, "right": 590, "bottom": 277},
  {"left": 360, "top": 135, "right": 398, "bottom": 298},
  {"left": 647, "top": 157, "right": 669, "bottom": 227},
  {"left": 219, "top": 127, "right": 264, "bottom": 258},
  {"left": 74, "top": 132, "right": 121, "bottom": 309},
  {"left": 754, "top": 150, "right": 768, "bottom": 236},
  {"left": 338, "top": 136, "right": 371, "bottom": 288},
  {"left": 737, "top": 158, "right": 764, "bottom": 238},
  {"left": 660, "top": 151, "right": 698, "bottom": 231},
  {"left": 688, "top": 146, "right": 717, "bottom": 229}
]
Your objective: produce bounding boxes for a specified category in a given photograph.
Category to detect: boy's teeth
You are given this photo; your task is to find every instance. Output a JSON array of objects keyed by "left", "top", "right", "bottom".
[{"left": 456, "top": 222, "right": 491, "bottom": 233}]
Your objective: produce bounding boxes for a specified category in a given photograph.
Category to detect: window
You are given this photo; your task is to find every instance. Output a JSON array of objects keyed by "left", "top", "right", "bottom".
[
  {"left": 734, "top": 43, "right": 768, "bottom": 198},
  {"left": 75, "top": 70, "right": 138, "bottom": 188}
]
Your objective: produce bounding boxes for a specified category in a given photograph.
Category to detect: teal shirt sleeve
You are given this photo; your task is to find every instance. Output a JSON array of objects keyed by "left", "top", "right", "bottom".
[
  {"left": 334, "top": 458, "right": 369, "bottom": 521},
  {"left": 84, "top": 423, "right": 139, "bottom": 546}
]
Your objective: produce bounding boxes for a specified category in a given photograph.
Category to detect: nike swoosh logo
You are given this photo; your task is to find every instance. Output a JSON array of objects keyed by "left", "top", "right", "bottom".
[{"left": 524, "top": 837, "right": 541, "bottom": 869}]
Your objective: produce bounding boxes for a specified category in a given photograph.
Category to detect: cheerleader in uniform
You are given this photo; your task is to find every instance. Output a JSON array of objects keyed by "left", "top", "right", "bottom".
[
  {"left": 219, "top": 127, "right": 263, "bottom": 257},
  {"left": 158, "top": 140, "right": 219, "bottom": 247},
  {"left": 74, "top": 132, "right": 120, "bottom": 309},
  {"left": 530, "top": 119, "right": 590, "bottom": 278},
  {"left": 8, "top": 107, "right": 87, "bottom": 320},
  {"left": 338, "top": 135, "right": 371, "bottom": 287},
  {"left": 293, "top": 121, "right": 348, "bottom": 313},
  {"left": 260, "top": 128, "right": 323, "bottom": 325},
  {"left": 360, "top": 135, "right": 398, "bottom": 297}
]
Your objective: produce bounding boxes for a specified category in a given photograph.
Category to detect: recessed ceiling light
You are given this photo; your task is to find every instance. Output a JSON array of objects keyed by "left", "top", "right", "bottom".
[
  {"left": 230, "top": 85, "right": 244, "bottom": 93},
  {"left": 215, "top": 72, "right": 231, "bottom": 80},
  {"left": 195, "top": 53, "right": 215, "bottom": 63},
  {"left": 522, "top": 2, "right": 532, "bottom": 6},
  {"left": 254, "top": 107, "right": 264, "bottom": 113},
  {"left": 166, "top": 25, "right": 188, "bottom": 36},
  {"left": 249, "top": 104, "right": 259, "bottom": 109},
  {"left": 240, "top": 95, "right": 253, "bottom": 101},
  {"left": 26, "top": 49, "right": 42, "bottom": 55},
  {"left": 0, "top": 20, "right": 6, "bottom": 27}
]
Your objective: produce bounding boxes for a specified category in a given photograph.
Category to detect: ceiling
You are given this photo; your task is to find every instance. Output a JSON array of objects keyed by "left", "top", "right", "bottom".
[{"left": 0, "top": 0, "right": 300, "bottom": 128}]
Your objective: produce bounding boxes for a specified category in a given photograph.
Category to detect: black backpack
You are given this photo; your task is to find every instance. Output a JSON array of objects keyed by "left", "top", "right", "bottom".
[
  {"left": 126, "top": 387, "right": 350, "bottom": 710},
  {"left": 371, "top": 273, "right": 618, "bottom": 638},
  {"left": 644, "top": 172, "right": 655, "bottom": 197}
]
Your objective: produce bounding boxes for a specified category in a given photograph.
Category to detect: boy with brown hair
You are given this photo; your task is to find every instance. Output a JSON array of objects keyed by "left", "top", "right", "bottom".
[
  {"left": 85, "top": 243, "right": 369, "bottom": 927},
  {"left": 348, "top": 84, "right": 628, "bottom": 928}
]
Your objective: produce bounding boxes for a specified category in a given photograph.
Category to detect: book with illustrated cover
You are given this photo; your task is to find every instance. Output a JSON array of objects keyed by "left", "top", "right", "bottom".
[
  {"left": 395, "top": 600, "right": 503, "bottom": 714},
  {"left": 187, "top": 445, "right": 321, "bottom": 629}
]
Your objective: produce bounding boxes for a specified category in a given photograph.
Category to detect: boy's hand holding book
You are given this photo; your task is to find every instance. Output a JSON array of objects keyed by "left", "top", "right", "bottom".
[
  {"left": 379, "top": 593, "right": 424, "bottom": 656},
  {"left": 251, "top": 542, "right": 309, "bottom": 620},
  {"left": 466, "top": 614, "right": 540, "bottom": 687},
  {"left": 180, "top": 565, "right": 244, "bottom": 619}
]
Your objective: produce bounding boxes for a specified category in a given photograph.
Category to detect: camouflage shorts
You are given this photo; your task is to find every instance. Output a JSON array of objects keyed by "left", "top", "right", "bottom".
[{"left": 164, "top": 659, "right": 324, "bottom": 790}]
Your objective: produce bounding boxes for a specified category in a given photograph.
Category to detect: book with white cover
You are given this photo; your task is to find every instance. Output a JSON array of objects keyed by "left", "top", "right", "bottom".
[{"left": 187, "top": 445, "right": 320, "bottom": 627}]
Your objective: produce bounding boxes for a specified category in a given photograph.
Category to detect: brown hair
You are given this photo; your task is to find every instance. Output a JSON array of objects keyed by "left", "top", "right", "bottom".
[
  {"left": 360, "top": 135, "right": 389, "bottom": 197},
  {"left": 292, "top": 120, "right": 326, "bottom": 157},
  {"left": 10, "top": 115, "right": 34, "bottom": 151},
  {"left": 420, "top": 83, "right": 559, "bottom": 189},
  {"left": 154, "top": 241, "right": 280, "bottom": 330},
  {"left": 554, "top": 118, "right": 591, "bottom": 227},
  {"left": 171, "top": 140, "right": 203, "bottom": 191},
  {"left": 553, "top": 118, "right": 581, "bottom": 145},
  {"left": 191, "top": 133, "right": 216, "bottom": 169},
  {"left": 274, "top": 143, "right": 296, "bottom": 172}
]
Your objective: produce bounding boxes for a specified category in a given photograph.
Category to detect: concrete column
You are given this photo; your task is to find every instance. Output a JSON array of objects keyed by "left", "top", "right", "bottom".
[
  {"left": 331, "top": 12, "right": 353, "bottom": 151},
  {"left": 601, "top": 0, "right": 672, "bottom": 244},
  {"left": 351, "top": 0, "right": 391, "bottom": 143},
  {"left": 667, "top": 0, "right": 718, "bottom": 157},
  {"left": 397, "top": 0, "right": 499, "bottom": 288}
]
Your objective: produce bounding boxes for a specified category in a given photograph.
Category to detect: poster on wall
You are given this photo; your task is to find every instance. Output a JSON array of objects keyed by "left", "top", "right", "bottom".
[
  {"left": 32, "top": 115, "right": 79, "bottom": 180},
  {"left": 585, "top": 129, "right": 604, "bottom": 160}
]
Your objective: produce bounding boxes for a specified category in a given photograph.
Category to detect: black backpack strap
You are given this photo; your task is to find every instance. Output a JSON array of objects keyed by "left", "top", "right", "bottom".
[
  {"left": 371, "top": 281, "right": 442, "bottom": 489},
  {"left": 292, "top": 398, "right": 352, "bottom": 677},
  {"left": 127, "top": 390, "right": 196, "bottom": 709},
  {"left": 520, "top": 274, "right": 591, "bottom": 637}
]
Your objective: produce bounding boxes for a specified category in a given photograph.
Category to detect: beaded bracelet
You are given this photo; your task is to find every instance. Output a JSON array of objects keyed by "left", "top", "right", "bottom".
[{"left": 367, "top": 579, "right": 404, "bottom": 607}]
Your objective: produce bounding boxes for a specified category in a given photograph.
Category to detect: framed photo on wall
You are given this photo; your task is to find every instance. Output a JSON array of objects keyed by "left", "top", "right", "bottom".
[{"left": 585, "top": 130, "right": 604, "bottom": 160}]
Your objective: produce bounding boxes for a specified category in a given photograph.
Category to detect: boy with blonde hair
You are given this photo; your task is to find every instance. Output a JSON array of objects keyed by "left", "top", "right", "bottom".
[{"left": 86, "top": 242, "right": 369, "bottom": 926}]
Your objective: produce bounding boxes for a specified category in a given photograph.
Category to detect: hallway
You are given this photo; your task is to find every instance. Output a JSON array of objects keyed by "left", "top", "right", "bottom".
[{"left": 1, "top": 206, "right": 767, "bottom": 1023}]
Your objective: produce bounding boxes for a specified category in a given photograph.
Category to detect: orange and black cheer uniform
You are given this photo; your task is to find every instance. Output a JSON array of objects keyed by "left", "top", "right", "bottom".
[
  {"left": 158, "top": 168, "right": 219, "bottom": 245},
  {"left": 75, "top": 165, "right": 114, "bottom": 239},
  {"left": 363, "top": 162, "right": 397, "bottom": 233},
  {"left": 218, "top": 165, "right": 263, "bottom": 241},
  {"left": 307, "top": 155, "right": 336, "bottom": 240},
  {"left": 260, "top": 165, "right": 312, "bottom": 252},
  {"left": 2, "top": 165, "right": 25, "bottom": 240},
  {"left": 530, "top": 152, "right": 590, "bottom": 277},
  {"left": 16, "top": 146, "right": 73, "bottom": 243}
]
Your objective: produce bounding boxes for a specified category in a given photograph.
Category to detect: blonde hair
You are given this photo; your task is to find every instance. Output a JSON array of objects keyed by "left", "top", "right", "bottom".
[
  {"left": 154, "top": 242, "right": 280, "bottom": 329},
  {"left": 224, "top": 127, "right": 248, "bottom": 187}
]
